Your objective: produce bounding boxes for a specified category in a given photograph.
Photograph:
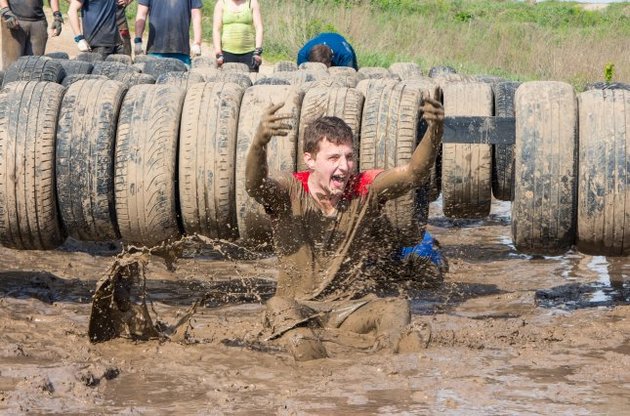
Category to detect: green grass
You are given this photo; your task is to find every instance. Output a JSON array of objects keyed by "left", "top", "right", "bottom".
[{"left": 121, "top": 0, "right": 629, "bottom": 88}]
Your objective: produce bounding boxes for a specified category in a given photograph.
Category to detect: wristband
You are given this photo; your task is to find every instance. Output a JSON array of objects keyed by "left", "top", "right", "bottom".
[
  {"left": 215, "top": 53, "right": 224, "bottom": 60},
  {"left": 134, "top": 37, "right": 142, "bottom": 44},
  {"left": 74, "top": 35, "right": 85, "bottom": 43},
  {"left": 254, "top": 47, "right": 263, "bottom": 56},
  {"left": 53, "top": 11, "right": 62, "bottom": 18}
]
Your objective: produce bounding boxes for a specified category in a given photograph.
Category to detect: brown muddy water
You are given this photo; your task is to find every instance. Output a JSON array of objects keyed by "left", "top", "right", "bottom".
[{"left": 0, "top": 199, "right": 628, "bottom": 415}]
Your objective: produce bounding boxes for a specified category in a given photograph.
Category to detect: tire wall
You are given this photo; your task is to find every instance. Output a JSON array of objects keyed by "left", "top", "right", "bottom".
[
  {"left": 441, "top": 81, "right": 493, "bottom": 218},
  {"left": 577, "top": 89, "right": 630, "bottom": 255},
  {"left": 296, "top": 87, "right": 364, "bottom": 171},
  {"left": 512, "top": 81, "right": 577, "bottom": 255},
  {"left": 492, "top": 81, "right": 521, "bottom": 201},
  {"left": 115, "top": 84, "right": 186, "bottom": 246},
  {"left": 0, "top": 81, "right": 66, "bottom": 249},
  {"left": 179, "top": 82, "right": 244, "bottom": 239},
  {"left": 56, "top": 79, "right": 127, "bottom": 241},
  {"left": 235, "top": 85, "right": 304, "bottom": 243}
]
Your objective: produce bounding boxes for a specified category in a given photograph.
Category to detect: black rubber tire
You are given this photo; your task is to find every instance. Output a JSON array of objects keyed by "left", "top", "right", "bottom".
[
  {"left": 235, "top": 85, "right": 304, "bottom": 244},
  {"left": 91, "top": 61, "right": 138, "bottom": 79},
  {"left": 113, "top": 72, "right": 156, "bottom": 87},
  {"left": 584, "top": 82, "right": 630, "bottom": 91},
  {"left": 55, "top": 59, "right": 94, "bottom": 76},
  {"left": 388, "top": 62, "right": 423, "bottom": 80},
  {"left": 297, "top": 87, "right": 364, "bottom": 171},
  {"left": 441, "top": 81, "right": 493, "bottom": 218},
  {"left": 221, "top": 62, "right": 250, "bottom": 73},
  {"left": 46, "top": 51, "right": 69, "bottom": 60},
  {"left": 273, "top": 61, "right": 298, "bottom": 72},
  {"left": 207, "top": 72, "right": 252, "bottom": 89},
  {"left": 189, "top": 67, "right": 219, "bottom": 81},
  {"left": 357, "top": 67, "right": 395, "bottom": 80},
  {"left": 191, "top": 56, "right": 216, "bottom": 69},
  {"left": 105, "top": 54, "right": 133, "bottom": 65},
  {"left": 56, "top": 80, "right": 127, "bottom": 241},
  {"left": 328, "top": 66, "right": 357, "bottom": 76},
  {"left": 428, "top": 65, "right": 457, "bottom": 77},
  {"left": 61, "top": 74, "right": 108, "bottom": 87},
  {"left": 360, "top": 81, "right": 429, "bottom": 246},
  {"left": 0, "top": 81, "right": 66, "bottom": 249},
  {"left": 132, "top": 55, "right": 159, "bottom": 64},
  {"left": 298, "top": 62, "right": 328, "bottom": 73},
  {"left": 155, "top": 71, "right": 205, "bottom": 89},
  {"left": 254, "top": 76, "right": 291, "bottom": 86},
  {"left": 0, "top": 70, "right": 4, "bottom": 86},
  {"left": 142, "top": 58, "right": 188, "bottom": 78},
  {"left": 2, "top": 56, "right": 65, "bottom": 87},
  {"left": 512, "top": 81, "right": 578, "bottom": 255},
  {"left": 476, "top": 75, "right": 507, "bottom": 84},
  {"left": 75, "top": 52, "right": 105, "bottom": 63},
  {"left": 299, "top": 78, "right": 353, "bottom": 91},
  {"left": 179, "top": 82, "right": 244, "bottom": 239},
  {"left": 577, "top": 89, "right": 630, "bottom": 255},
  {"left": 491, "top": 81, "right": 521, "bottom": 201},
  {"left": 115, "top": 84, "right": 186, "bottom": 246}
]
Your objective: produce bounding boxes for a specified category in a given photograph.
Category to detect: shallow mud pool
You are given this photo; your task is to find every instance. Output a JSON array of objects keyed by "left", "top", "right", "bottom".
[{"left": 0, "top": 199, "right": 628, "bottom": 415}]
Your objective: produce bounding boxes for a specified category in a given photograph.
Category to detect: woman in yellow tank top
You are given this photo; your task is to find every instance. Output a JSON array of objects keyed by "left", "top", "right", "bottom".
[{"left": 213, "top": 0, "right": 263, "bottom": 72}]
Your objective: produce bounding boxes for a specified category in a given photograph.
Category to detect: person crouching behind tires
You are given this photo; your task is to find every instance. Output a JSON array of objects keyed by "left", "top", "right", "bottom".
[
  {"left": 0, "top": 0, "right": 63, "bottom": 70},
  {"left": 245, "top": 97, "right": 445, "bottom": 361},
  {"left": 212, "top": 0, "right": 263, "bottom": 72},
  {"left": 297, "top": 32, "right": 358, "bottom": 70}
]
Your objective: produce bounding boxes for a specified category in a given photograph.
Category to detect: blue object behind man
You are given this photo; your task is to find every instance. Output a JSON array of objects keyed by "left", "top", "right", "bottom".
[{"left": 297, "top": 32, "right": 358, "bottom": 70}]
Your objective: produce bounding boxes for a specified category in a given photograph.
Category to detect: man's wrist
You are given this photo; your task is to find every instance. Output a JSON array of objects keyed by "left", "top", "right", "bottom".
[
  {"left": 134, "top": 37, "right": 142, "bottom": 44},
  {"left": 254, "top": 47, "right": 263, "bottom": 56},
  {"left": 215, "top": 52, "right": 224, "bottom": 60},
  {"left": 53, "top": 11, "right": 62, "bottom": 18},
  {"left": 74, "top": 34, "right": 85, "bottom": 43}
]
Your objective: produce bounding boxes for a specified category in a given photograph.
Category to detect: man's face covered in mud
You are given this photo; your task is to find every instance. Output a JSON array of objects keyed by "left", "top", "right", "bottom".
[{"left": 304, "top": 138, "right": 356, "bottom": 196}]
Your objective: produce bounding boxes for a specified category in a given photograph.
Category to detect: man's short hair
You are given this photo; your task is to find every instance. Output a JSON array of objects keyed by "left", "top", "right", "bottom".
[
  {"left": 303, "top": 116, "right": 353, "bottom": 155},
  {"left": 308, "top": 44, "right": 333, "bottom": 67}
]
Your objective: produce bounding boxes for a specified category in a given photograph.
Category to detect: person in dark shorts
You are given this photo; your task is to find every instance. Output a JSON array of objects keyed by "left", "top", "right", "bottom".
[
  {"left": 67, "top": 0, "right": 118, "bottom": 57},
  {"left": 212, "top": 0, "right": 263, "bottom": 72},
  {"left": 0, "top": 0, "right": 63, "bottom": 70},
  {"left": 297, "top": 32, "right": 358, "bottom": 70},
  {"left": 134, "top": 0, "right": 202, "bottom": 66},
  {"left": 245, "top": 97, "right": 445, "bottom": 361},
  {"left": 115, "top": 0, "right": 131, "bottom": 56}
]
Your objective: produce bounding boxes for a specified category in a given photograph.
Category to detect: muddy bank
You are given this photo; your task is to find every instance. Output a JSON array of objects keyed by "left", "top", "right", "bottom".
[{"left": 0, "top": 200, "right": 629, "bottom": 414}]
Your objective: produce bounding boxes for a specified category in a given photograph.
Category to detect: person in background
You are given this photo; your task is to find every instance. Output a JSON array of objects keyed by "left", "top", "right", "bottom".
[
  {"left": 212, "top": 0, "right": 263, "bottom": 72},
  {"left": 67, "top": 0, "right": 118, "bottom": 57},
  {"left": 0, "top": 0, "right": 63, "bottom": 69},
  {"left": 134, "top": 0, "right": 202, "bottom": 66},
  {"left": 116, "top": 0, "right": 132, "bottom": 56},
  {"left": 297, "top": 32, "right": 358, "bottom": 70}
]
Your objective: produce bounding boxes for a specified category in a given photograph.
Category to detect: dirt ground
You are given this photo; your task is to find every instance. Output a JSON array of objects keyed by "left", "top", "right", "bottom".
[
  {"left": 1, "top": 17, "right": 629, "bottom": 416},
  {"left": 0, "top": 199, "right": 628, "bottom": 415}
]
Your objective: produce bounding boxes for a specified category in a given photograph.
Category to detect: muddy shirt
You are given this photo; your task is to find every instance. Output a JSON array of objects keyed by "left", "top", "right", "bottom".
[
  {"left": 7, "top": 0, "right": 45, "bottom": 21},
  {"left": 260, "top": 170, "right": 401, "bottom": 302},
  {"left": 80, "top": 0, "right": 118, "bottom": 47},
  {"left": 138, "top": 0, "right": 202, "bottom": 55}
]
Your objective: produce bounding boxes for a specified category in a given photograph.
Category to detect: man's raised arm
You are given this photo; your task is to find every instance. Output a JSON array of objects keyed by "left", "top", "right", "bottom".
[
  {"left": 371, "top": 96, "right": 444, "bottom": 199},
  {"left": 245, "top": 103, "right": 293, "bottom": 204}
]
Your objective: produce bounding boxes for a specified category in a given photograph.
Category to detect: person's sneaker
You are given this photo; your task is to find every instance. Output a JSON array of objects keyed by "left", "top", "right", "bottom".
[
  {"left": 396, "top": 322, "right": 432, "bottom": 353},
  {"left": 284, "top": 328, "right": 328, "bottom": 361}
]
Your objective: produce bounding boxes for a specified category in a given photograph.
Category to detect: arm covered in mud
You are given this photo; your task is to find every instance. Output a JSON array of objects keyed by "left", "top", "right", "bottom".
[
  {"left": 245, "top": 103, "right": 294, "bottom": 210},
  {"left": 371, "top": 97, "right": 444, "bottom": 200}
]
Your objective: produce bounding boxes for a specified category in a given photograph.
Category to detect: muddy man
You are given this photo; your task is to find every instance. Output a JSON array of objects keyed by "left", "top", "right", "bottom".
[{"left": 245, "top": 96, "right": 444, "bottom": 361}]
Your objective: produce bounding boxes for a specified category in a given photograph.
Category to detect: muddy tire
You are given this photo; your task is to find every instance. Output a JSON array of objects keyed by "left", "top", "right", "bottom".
[
  {"left": 46, "top": 51, "right": 69, "bottom": 60},
  {"left": 441, "top": 81, "right": 493, "bottom": 218},
  {"left": 0, "top": 81, "right": 66, "bottom": 249},
  {"left": 491, "top": 81, "right": 520, "bottom": 201},
  {"left": 389, "top": 62, "right": 423, "bottom": 80},
  {"left": 61, "top": 74, "right": 108, "bottom": 87},
  {"left": 512, "top": 81, "right": 577, "bottom": 255},
  {"left": 297, "top": 87, "right": 364, "bottom": 171},
  {"left": 155, "top": 71, "right": 205, "bottom": 89},
  {"left": 235, "top": 85, "right": 304, "bottom": 244},
  {"left": 220, "top": 62, "right": 250, "bottom": 73},
  {"left": 142, "top": 58, "right": 188, "bottom": 78},
  {"left": 55, "top": 59, "right": 94, "bottom": 76},
  {"left": 56, "top": 80, "right": 127, "bottom": 241},
  {"left": 115, "top": 84, "right": 186, "bottom": 246},
  {"left": 3, "top": 56, "right": 65, "bottom": 87},
  {"left": 360, "top": 81, "right": 429, "bottom": 245},
  {"left": 207, "top": 72, "right": 252, "bottom": 89},
  {"left": 585, "top": 82, "right": 630, "bottom": 91},
  {"left": 105, "top": 54, "right": 133, "bottom": 65},
  {"left": 576, "top": 89, "right": 630, "bottom": 255},
  {"left": 254, "top": 76, "right": 291, "bottom": 86},
  {"left": 191, "top": 56, "right": 216, "bottom": 69},
  {"left": 179, "top": 82, "right": 245, "bottom": 239},
  {"left": 273, "top": 61, "right": 298, "bottom": 72},
  {"left": 428, "top": 65, "right": 456, "bottom": 78},
  {"left": 298, "top": 62, "right": 328, "bottom": 73},
  {"left": 75, "top": 52, "right": 105, "bottom": 63},
  {"left": 357, "top": 67, "right": 394, "bottom": 80},
  {"left": 133, "top": 55, "right": 159, "bottom": 64},
  {"left": 92, "top": 61, "right": 138, "bottom": 79},
  {"left": 113, "top": 72, "right": 156, "bottom": 87}
]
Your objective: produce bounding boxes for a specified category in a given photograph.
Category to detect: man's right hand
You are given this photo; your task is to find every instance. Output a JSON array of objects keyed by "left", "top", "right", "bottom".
[
  {"left": 134, "top": 37, "right": 144, "bottom": 55},
  {"left": 0, "top": 7, "right": 19, "bottom": 29},
  {"left": 253, "top": 103, "right": 293, "bottom": 147}
]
